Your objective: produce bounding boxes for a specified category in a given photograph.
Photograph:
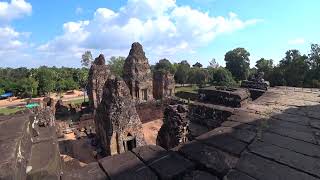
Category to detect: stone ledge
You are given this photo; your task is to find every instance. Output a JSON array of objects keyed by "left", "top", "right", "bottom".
[
  {"left": 61, "top": 162, "right": 107, "bottom": 180},
  {"left": 98, "top": 151, "right": 157, "bottom": 180}
]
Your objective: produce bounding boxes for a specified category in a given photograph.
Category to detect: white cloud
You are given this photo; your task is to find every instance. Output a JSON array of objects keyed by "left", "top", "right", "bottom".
[
  {"left": 0, "top": 0, "right": 32, "bottom": 23},
  {"left": 0, "top": 26, "right": 28, "bottom": 51},
  {"left": 38, "top": 0, "right": 260, "bottom": 65},
  {"left": 288, "top": 38, "right": 305, "bottom": 45}
]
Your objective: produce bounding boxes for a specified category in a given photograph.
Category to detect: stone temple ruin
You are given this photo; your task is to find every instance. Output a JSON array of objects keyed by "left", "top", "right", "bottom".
[
  {"left": 94, "top": 77, "right": 146, "bottom": 156},
  {"left": 123, "top": 42, "right": 154, "bottom": 102},
  {"left": 153, "top": 71, "right": 175, "bottom": 100},
  {"left": 3, "top": 42, "right": 320, "bottom": 180},
  {"left": 87, "top": 54, "right": 112, "bottom": 110},
  {"left": 241, "top": 72, "right": 270, "bottom": 91}
]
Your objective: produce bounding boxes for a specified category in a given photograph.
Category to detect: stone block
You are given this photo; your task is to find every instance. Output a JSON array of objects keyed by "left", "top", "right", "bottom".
[
  {"left": 183, "top": 170, "right": 219, "bottom": 180},
  {"left": 27, "top": 137, "right": 61, "bottom": 180},
  {"left": 260, "top": 132, "right": 320, "bottom": 158},
  {"left": 224, "top": 169, "right": 256, "bottom": 180},
  {"left": 248, "top": 140, "right": 320, "bottom": 177},
  {"left": 61, "top": 162, "right": 107, "bottom": 180},
  {"left": 178, "top": 141, "right": 238, "bottom": 177},
  {"left": 236, "top": 152, "right": 319, "bottom": 180},
  {"left": 148, "top": 151, "right": 194, "bottom": 180},
  {"left": 0, "top": 113, "right": 32, "bottom": 180},
  {"left": 132, "top": 145, "right": 168, "bottom": 164},
  {"left": 198, "top": 86, "right": 250, "bottom": 108},
  {"left": 99, "top": 151, "right": 157, "bottom": 180},
  {"left": 196, "top": 129, "right": 248, "bottom": 156}
]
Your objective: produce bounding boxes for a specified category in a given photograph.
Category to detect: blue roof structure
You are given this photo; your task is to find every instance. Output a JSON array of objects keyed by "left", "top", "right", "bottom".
[{"left": 0, "top": 92, "right": 13, "bottom": 98}]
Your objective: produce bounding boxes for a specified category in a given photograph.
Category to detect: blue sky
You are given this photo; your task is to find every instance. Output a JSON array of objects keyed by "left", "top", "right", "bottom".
[{"left": 0, "top": 0, "right": 319, "bottom": 68}]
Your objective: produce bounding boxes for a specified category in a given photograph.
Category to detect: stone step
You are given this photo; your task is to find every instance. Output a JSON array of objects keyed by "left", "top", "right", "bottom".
[
  {"left": 259, "top": 132, "right": 320, "bottom": 158},
  {"left": 267, "top": 118, "right": 312, "bottom": 133},
  {"left": 196, "top": 129, "right": 248, "bottom": 156},
  {"left": 271, "top": 112, "right": 310, "bottom": 126},
  {"left": 236, "top": 152, "right": 319, "bottom": 180},
  {"left": 61, "top": 162, "right": 107, "bottom": 180},
  {"left": 224, "top": 169, "right": 256, "bottom": 180},
  {"left": 266, "top": 124, "right": 317, "bottom": 144},
  {"left": 132, "top": 145, "right": 194, "bottom": 180},
  {"left": 98, "top": 151, "right": 157, "bottom": 180},
  {"left": 177, "top": 141, "right": 238, "bottom": 177},
  {"left": 248, "top": 140, "right": 320, "bottom": 178},
  {"left": 183, "top": 170, "right": 219, "bottom": 180}
]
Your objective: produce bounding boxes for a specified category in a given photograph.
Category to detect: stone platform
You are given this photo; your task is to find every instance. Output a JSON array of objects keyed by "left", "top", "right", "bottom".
[
  {"left": 1, "top": 87, "right": 320, "bottom": 180},
  {"left": 198, "top": 86, "right": 250, "bottom": 108},
  {"left": 61, "top": 87, "right": 320, "bottom": 180}
]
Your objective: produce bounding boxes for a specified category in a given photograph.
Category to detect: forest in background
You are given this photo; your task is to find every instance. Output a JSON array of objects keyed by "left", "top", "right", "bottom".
[{"left": 0, "top": 43, "right": 319, "bottom": 98}]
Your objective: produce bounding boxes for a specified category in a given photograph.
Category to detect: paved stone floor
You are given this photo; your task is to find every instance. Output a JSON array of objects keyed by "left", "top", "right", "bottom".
[{"left": 63, "top": 87, "right": 320, "bottom": 180}]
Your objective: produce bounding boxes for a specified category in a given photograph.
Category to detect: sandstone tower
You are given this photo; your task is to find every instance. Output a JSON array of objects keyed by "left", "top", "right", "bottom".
[
  {"left": 153, "top": 71, "right": 175, "bottom": 100},
  {"left": 123, "top": 42, "right": 153, "bottom": 102},
  {"left": 95, "top": 77, "right": 146, "bottom": 156},
  {"left": 87, "top": 54, "right": 111, "bottom": 110}
]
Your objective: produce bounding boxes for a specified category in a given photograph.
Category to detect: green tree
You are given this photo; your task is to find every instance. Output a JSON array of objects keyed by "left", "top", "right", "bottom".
[
  {"left": 16, "top": 78, "right": 38, "bottom": 98},
  {"left": 108, "top": 56, "right": 125, "bottom": 77},
  {"left": 35, "top": 67, "right": 56, "bottom": 95},
  {"left": 255, "top": 58, "right": 273, "bottom": 80},
  {"left": 174, "top": 60, "right": 190, "bottom": 86},
  {"left": 188, "top": 68, "right": 208, "bottom": 87},
  {"left": 208, "top": 67, "right": 236, "bottom": 87},
  {"left": 154, "top": 59, "right": 176, "bottom": 74},
  {"left": 225, "top": 48, "right": 250, "bottom": 81},
  {"left": 81, "top": 51, "right": 93, "bottom": 67},
  {"left": 308, "top": 44, "right": 320, "bottom": 69},
  {"left": 279, "top": 50, "right": 309, "bottom": 86},
  {"left": 269, "top": 66, "right": 286, "bottom": 86},
  {"left": 0, "top": 88, "right": 4, "bottom": 95}
]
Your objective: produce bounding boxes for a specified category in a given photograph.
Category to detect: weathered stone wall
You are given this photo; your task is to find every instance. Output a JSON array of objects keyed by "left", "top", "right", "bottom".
[
  {"left": 0, "top": 112, "right": 33, "bottom": 180},
  {"left": 0, "top": 107, "right": 62, "bottom": 180},
  {"left": 95, "top": 77, "right": 146, "bottom": 156},
  {"left": 153, "top": 71, "right": 175, "bottom": 100},
  {"left": 27, "top": 107, "right": 62, "bottom": 180},
  {"left": 241, "top": 72, "right": 270, "bottom": 91},
  {"left": 199, "top": 86, "right": 250, "bottom": 108},
  {"left": 123, "top": 42, "right": 153, "bottom": 102},
  {"left": 241, "top": 80, "right": 269, "bottom": 91},
  {"left": 188, "top": 103, "right": 233, "bottom": 129},
  {"left": 157, "top": 105, "right": 190, "bottom": 149},
  {"left": 87, "top": 54, "right": 111, "bottom": 110},
  {"left": 136, "top": 101, "right": 165, "bottom": 123},
  {"left": 175, "top": 91, "right": 199, "bottom": 101}
]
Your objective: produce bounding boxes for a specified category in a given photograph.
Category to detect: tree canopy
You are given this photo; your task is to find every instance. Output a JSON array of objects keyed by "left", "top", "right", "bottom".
[
  {"left": 225, "top": 48, "right": 250, "bottom": 81},
  {"left": 154, "top": 59, "right": 176, "bottom": 74},
  {"left": 108, "top": 56, "right": 125, "bottom": 77}
]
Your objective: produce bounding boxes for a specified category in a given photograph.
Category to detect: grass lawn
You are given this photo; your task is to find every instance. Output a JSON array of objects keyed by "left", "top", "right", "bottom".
[
  {"left": 175, "top": 85, "right": 199, "bottom": 93},
  {"left": 0, "top": 107, "right": 25, "bottom": 115},
  {"left": 64, "top": 97, "right": 88, "bottom": 105}
]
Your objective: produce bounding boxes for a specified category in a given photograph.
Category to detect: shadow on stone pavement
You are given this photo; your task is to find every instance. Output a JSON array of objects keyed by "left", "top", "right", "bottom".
[{"left": 73, "top": 103, "right": 320, "bottom": 180}]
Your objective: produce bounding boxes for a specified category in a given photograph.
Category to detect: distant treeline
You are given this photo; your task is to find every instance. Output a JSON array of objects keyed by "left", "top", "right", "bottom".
[
  {"left": 1, "top": 43, "right": 320, "bottom": 98},
  {"left": 0, "top": 67, "right": 88, "bottom": 98},
  {"left": 152, "top": 44, "right": 320, "bottom": 89}
]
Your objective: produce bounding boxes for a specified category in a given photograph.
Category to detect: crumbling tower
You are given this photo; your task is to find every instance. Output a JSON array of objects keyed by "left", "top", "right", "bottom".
[
  {"left": 95, "top": 77, "right": 146, "bottom": 156},
  {"left": 123, "top": 42, "right": 153, "bottom": 102},
  {"left": 153, "top": 71, "right": 175, "bottom": 100},
  {"left": 156, "top": 104, "right": 190, "bottom": 149},
  {"left": 87, "top": 54, "right": 111, "bottom": 110}
]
